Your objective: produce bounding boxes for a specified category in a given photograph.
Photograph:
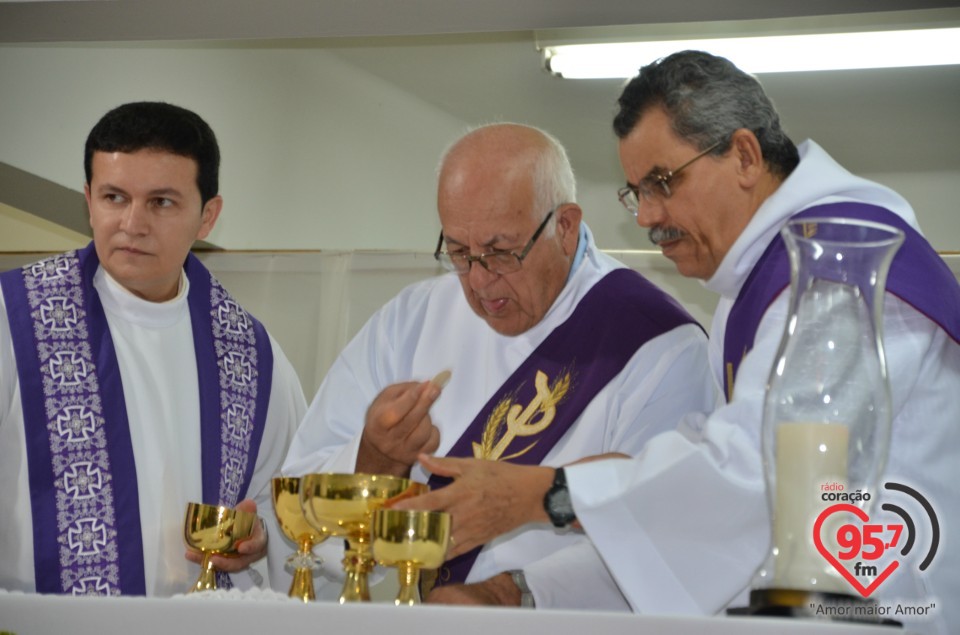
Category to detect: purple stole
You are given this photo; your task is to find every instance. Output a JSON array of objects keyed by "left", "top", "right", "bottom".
[
  {"left": 431, "top": 268, "right": 701, "bottom": 585},
  {"left": 723, "top": 203, "right": 960, "bottom": 401},
  {"left": 1, "top": 243, "right": 273, "bottom": 595}
]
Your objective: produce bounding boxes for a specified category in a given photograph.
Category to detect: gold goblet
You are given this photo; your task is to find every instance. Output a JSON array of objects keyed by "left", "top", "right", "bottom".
[
  {"left": 299, "top": 473, "right": 428, "bottom": 603},
  {"left": 272, "top": 476, "right": 327, "bottom": 602},
  {"left": 183, "top": 502, "right": 256, "bottom": 593},
  {"left": 372, "top": 509, "right": 451, "bottom": 605}
]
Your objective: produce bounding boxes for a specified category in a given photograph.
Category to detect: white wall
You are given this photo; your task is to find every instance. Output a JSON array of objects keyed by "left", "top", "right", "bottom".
[
  {"left": 4, "top": 42, "right": 958, "bottom": 255},
  {"left": 0, "top": 43, "right": 465, "bottom": 251}
]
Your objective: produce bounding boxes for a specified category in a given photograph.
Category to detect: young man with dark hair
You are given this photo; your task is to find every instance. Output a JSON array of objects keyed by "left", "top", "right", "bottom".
[{"left": 0, "top": 101, "right": 306, "bottom": 596}]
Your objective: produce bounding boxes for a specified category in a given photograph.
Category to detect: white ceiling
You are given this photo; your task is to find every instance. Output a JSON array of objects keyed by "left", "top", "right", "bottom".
[
  {"left": 1, "top": 0, "right": 959, "bottom": 191},
  {"left": 1, "top": 0, "right": 957, "bottom": 41}
]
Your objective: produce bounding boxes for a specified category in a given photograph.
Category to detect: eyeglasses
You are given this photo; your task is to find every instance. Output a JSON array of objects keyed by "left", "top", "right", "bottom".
[
  {"left": 617, "top": 139, "right": 724, "bottom": 217},
  {"left": 434, "top": 210, "right": 554, "bottom": 275}
]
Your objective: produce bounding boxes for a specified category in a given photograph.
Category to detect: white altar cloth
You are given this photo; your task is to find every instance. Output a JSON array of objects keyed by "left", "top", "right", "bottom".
[{"left": 0, "top": 590, "right": 899, "bottom": 635}]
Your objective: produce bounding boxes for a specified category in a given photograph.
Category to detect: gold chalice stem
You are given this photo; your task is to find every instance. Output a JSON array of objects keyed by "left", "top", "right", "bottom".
[
  {"left": 288, "top": 538, "right": 316, "bottom": 602},
  {"left": 339, "top": 539, "right": 374, "bottom": 603},
  {"left": 192, "top": 552, "right": 218, "bottom": 592},
  {"left": 395, "top": 562, "right": 421, "bottom": 606}
]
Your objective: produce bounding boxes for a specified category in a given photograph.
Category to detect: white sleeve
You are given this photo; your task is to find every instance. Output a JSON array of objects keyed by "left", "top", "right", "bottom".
[
  {"left": 566, "top": 418, "right": 768, "bottom": 615},
  {"left": 523, "top": 538, "right": 631, "bottom": 611}
]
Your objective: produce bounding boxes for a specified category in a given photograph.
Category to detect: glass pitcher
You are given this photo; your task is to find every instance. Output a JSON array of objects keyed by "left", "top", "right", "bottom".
[{"left": 752, "top": 217, "right": 904, "bottom": 607}]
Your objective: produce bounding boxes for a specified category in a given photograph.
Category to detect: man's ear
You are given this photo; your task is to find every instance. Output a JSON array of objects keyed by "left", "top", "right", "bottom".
[
  {"left": 555, "top": 203, "right": 583, "bottom": 256},
  {"left": 730, "top": 128, "right": 765, "bottom": 188},
  {"left": 196, "top": 195, "right": 223, "bottom": 241}
]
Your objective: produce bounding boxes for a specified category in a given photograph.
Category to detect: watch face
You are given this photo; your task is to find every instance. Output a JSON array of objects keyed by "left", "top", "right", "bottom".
[
  {"left": 551, "top": 488, "right": 571, "bottom": 512},
  {"left": 547, "top": 485, "right": 575, "bottom": 525}
]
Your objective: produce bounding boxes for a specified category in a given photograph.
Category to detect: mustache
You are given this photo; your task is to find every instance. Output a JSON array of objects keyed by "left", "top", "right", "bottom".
[{"left": 648, "top": 226, "right": 686, "bottom": 246}]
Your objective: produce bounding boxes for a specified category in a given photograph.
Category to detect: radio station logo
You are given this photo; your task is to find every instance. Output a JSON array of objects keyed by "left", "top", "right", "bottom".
[{"left": 814, "top": 481, "right": 940, "bottom": 598}]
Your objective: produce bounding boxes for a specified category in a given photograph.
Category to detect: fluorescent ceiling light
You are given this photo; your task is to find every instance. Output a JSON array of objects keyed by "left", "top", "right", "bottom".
[{"left": 544, "top": 28, "right": 960, "bottom": 78}]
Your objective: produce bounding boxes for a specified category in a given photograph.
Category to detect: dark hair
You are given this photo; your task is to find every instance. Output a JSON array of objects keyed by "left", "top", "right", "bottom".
[
  {"left": 84, "top": 101, "right": 220, "bottom": 206},
  {"left": 613, "top": 50, "right": 799, "bottom": 178}
]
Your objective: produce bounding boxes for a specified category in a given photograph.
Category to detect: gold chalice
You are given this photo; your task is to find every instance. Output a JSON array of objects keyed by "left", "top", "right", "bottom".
[
  {"left": 183, "top": 502, "right": 256, "bottom": 593},
  {"left": 299, "top": 473, "right": 428, "bottom": 603},
  {"left": 272, "top": 476, "right": 327, "bottom": 602},
  {"left": 372, "top": 509, "right": 451, "bottom": 605}
]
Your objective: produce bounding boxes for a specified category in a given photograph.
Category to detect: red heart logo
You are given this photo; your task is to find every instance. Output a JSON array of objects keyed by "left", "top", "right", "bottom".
[{"left": 813, "top": 503, "right": 899, "bottom": 597}]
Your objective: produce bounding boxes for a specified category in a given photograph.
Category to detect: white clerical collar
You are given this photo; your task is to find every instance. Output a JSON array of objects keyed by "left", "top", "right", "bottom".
[
  {"left": 566, "top": 223, "right": 589, "bottom": 282},
  {"left": 94, "top": 266, "right": 190, "bottom": 329}
]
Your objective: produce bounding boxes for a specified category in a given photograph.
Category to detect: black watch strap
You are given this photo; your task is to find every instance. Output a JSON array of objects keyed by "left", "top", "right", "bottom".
[{"left": 552, "top": 465, "right": 567, "bottom": 490}]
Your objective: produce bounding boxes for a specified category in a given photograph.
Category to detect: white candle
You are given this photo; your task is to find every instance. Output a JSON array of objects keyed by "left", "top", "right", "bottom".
[{"left": 773, "top": 421, "right": 849, "bottom": 592}]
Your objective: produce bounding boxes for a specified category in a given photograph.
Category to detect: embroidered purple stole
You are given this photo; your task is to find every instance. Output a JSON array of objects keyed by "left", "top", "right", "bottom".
[
  {"left": 430, "top": 268, "right": 701, "bottom": 585},
  {"left": 1, "top": 243, "right": 273, "bottom": 595},
  {"left": 723, "top": 203, "right": 960, "bottom": 401}
]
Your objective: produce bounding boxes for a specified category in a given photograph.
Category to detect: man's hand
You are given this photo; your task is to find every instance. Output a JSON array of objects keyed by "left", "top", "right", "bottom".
[
  {"left": 356, "top": 381, "right": 442, "bottom": 476},
  {"left": 185, "top": 498, "right": 268, "bottom": 572},
  {"left": 425, "top": 572, "right": 521, "bottom": 606},
  {"left": 391, "top": 454, "right": 554, "bottom": 557}
]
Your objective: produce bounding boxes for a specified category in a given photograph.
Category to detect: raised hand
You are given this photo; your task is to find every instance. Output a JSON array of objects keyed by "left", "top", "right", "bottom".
[{"left": 356, "top": 381, "right": 443, "bottom": 476}]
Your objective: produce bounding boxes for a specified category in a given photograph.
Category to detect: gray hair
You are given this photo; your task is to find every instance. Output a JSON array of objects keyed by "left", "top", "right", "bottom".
[
  {"left": 438, "top": 123, "right": 577, "bottom": 236},
  {"left": 613, "top": 50, "right": 799, "bottom": 177}
]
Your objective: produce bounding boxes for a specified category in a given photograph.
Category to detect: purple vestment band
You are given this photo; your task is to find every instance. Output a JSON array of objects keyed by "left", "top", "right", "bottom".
[
  {"left": 723, "top": 203, "right": 960, "bottom": 401},
  {"left": 431, "top": 268, "right": 701, "bottom": 586},
  {"left": 1, "top": 243, "right": 273, "bottom": 595}
]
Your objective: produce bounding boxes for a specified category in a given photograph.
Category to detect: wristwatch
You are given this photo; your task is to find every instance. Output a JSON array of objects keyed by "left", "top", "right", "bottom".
[{"left": 543, "top": 467, "right": 576, "bottom": 528}]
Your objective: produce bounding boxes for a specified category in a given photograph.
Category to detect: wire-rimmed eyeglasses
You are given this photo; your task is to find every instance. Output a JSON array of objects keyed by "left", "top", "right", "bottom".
[
  {"left": 434, "top": 209, "right": 554, "bottom": 275},
  {"left": 617, "top": 140, "right": 724, "bottom": 217}
]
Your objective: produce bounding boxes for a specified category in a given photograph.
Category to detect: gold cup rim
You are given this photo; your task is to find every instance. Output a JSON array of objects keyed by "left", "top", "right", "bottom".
[
  {"left": 183, "top": 502, "right": 257, "bottom": 553},
  {"left": 298, "top": 473, "right": 428, "bottom": 535},
  {"left": 299, "top": 472, "right": 429, "bottom": 500},
  {"left": 184, "top": 501, "right": 258, "bottom": 520},
  {"left": 373, "top": 508, "right": 449, "bottom": 522},
  {"left": 371, "top": 507, "right": 451, "bottom": 569}
]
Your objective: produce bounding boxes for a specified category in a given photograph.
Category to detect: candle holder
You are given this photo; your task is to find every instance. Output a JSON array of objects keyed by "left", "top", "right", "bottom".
[{"left": 747, "top": 218, "right": 903, "bottom": 619}]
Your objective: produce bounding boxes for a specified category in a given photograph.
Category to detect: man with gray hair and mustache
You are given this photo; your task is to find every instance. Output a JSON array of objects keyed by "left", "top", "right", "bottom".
[
  {"left": 283, "top": 122, "right": 717, "bottom": 608},
  {"left": 610, "top": 50, "right": 958, "bottom": 632}
]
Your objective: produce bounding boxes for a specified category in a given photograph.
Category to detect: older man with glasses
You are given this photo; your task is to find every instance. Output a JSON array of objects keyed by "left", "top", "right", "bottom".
[{"left": 283, "top": 122, "right": 717, "bottom": 608}]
